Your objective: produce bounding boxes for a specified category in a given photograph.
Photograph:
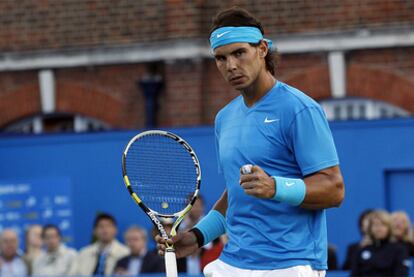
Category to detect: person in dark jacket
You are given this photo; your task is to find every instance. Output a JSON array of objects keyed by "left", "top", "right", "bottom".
[
  {"left": 391, "top": 211, "right": 414, "bottom": 257},
  {"left": 351, "top": 210, "right": 410, "bottom": 277},
  {"left": 342, "top": 209, "right": 373, "bottom": 270},
  {"left": 114, "top": 226, "right": 164, "bottom": 275}
]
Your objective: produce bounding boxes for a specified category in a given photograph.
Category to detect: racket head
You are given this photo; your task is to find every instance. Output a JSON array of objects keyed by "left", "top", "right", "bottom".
[{"left": 122, "top": 130, "right": 201, "bottom": 219}]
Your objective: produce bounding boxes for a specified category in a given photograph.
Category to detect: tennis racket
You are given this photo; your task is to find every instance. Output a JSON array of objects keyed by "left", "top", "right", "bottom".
[{"left": 122, "top": 130, "right": 201, "bottom": 277}]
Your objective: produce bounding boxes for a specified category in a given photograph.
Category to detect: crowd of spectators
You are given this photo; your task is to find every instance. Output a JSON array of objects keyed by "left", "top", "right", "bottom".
[
  {"left": 0, "top": 202, "right": 412, "bottom": 276},
  {"left": 342, "top": 209, "right": 414, "bottom": 276},
  {"left": 0, "top": 195, "right": 223, "bottom": 276}
]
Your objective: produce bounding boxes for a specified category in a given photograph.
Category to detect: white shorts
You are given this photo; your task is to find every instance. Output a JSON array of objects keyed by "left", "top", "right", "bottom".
[{"left": 203, "top": 259, "right": 326, "bottom": 277}]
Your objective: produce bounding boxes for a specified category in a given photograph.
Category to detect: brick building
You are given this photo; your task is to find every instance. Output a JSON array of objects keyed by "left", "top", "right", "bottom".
[{"left": 0, "top": 0, "right": 413, "bottom": 132}]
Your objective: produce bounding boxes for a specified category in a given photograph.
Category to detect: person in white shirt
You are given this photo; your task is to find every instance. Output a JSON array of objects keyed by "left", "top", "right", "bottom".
[
  {"left": 22, "top": 224, "right": 43, "bottom": 276},
  {"left": 32, "top": 224, "right": 77, "bottom": 276},
  {"left": 0, "top": 229, "right": 27, "bottom": 277},
  {"left": 74, "top": 213, "right": 129, "bottom": 276},
  {"left": 114, "top": 226, "right": 164, "bottom": 275}
]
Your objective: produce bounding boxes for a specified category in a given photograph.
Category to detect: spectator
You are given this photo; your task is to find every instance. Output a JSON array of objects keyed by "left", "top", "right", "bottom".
[
  {"left": 114, "top": 226, "right": 164, "bottom": 275},
  {"left": 0, "top": 228, "right": 28, "bottom": 277},
  {"left": 32, "top": 224, "right": 77, "bottom": 276},
  {"left": 74, "top": 213, "right": 129, "bottom": 276},
  {"left": 22, "top": 224, "right": 43, "bottom": 275},
  {"left": 342, "top": 209, "right": 373, "bottom": 270},
  {"left": 391, "top": 211, "right": 414, "bottom": 257},
  {"left": 327, "top": 244, "right": 338, "bottom": 270},
  {"left": 351, "top": 210, "right": 410, "bottom": 277}
]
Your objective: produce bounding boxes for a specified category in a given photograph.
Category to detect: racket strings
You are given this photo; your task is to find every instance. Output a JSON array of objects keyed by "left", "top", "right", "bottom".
[{"left": 125, "top": 134, "right": 198, "bottom": 215}]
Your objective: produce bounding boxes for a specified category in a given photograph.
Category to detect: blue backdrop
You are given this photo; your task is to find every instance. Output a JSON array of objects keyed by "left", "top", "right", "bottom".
[{"left": 1, "top": 118, "right": 414, "bottom": 268}]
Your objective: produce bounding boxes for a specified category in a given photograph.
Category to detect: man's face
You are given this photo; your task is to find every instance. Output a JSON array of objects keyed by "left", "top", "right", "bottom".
[
  {"left": 213, "top": 42, "right": 266, "bottom": 91},
  {"left": 27, "top": 225, "right": 43, "bottom": 248},
  {"left": 95, "top": 219, "right": 117, "bottom": 244},
  {"left": 125, "top": 229, "right": 146, "bottom": 256},
  {"left": 0, "top": 230, "right": 19, "bottom": 260},
  {"left": 43, "top": 228, "right": 61, "bottom": 252}
]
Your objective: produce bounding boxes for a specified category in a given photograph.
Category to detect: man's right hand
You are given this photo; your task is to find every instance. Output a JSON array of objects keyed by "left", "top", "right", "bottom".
[{"left": 155, "top": 231, "right": 199, "bottom": 258}]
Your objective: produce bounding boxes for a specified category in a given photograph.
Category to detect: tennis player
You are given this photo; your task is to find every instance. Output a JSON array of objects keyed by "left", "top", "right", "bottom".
[{"left": 157, "top": 7, "right": 345, "bottom": 277}]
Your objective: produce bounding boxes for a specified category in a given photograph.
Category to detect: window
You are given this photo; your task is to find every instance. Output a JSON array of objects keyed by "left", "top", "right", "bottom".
[
  {"left": 2, "top": 113, "right": 110, "bottom": 134},
  {"left": 320, "top": 98, "right": 410, "bottom": 121}
]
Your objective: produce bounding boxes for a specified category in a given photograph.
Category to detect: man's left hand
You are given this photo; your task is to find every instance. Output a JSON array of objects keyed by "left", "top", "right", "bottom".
[{"left": 239, "top": 165, "right": 276, "bottom": 198}]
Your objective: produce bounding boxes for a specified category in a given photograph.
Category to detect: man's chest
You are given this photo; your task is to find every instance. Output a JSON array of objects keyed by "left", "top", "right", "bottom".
[{"left": 218, "top": 111, "right": 290, "bottom": 167}]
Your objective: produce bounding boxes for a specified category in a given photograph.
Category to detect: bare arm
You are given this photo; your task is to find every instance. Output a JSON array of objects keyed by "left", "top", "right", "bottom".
[
  {"left": 240, "top": 165, "right": 344, "bottom": 209},
  {"left": 212, "top": 189, "right": 228, "bottom": 216},
  {"left": 301, "top": 165, "right": 344, "bottom": 209}
]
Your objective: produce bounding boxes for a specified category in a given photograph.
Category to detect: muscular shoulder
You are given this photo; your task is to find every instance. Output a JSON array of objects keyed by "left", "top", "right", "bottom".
[
  {"left": 215, "top": 95, "right": 243, "bottom": 123},
  {"left": 78, "top": 243, "right": 98, "bottom": 256},
  {"left": 275, "top": 82, "right": 322, "bottom": 112}
]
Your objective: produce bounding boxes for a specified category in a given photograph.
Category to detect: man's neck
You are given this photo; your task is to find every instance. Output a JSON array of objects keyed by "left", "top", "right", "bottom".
[
  {"left": 241, "top": 70, "right": 276, "bottom": 107},
  {"left": 131, "top": 248, "right": 147, "bottom": 257},
  {"left": 47, "top": 244, "right": 60, "bottom": 254},
  {"left": 98, "top": 240, "right": 113, "bottom": 251},
  {"left": 27, "top": 246, "right": 42, "bottom": 255}
]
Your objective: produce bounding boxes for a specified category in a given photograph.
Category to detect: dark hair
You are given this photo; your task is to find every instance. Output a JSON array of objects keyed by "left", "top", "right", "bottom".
[
  {"left": 358, "top": 209, "right": 373, "bottom": 234},
  {"left": 93, "top": 213, "right": 117, "bottom": 228},
  {"left": 210, "top": 7, "right": 277, "bottom": 75},
  {"left": 42, "top": 224, "right": 61, "bottom": 238}
]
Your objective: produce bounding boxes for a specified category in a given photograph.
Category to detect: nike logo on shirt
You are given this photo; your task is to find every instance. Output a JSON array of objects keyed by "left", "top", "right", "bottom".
[{"left": 264, "top": 117, "right": 280, "bottom": 123}]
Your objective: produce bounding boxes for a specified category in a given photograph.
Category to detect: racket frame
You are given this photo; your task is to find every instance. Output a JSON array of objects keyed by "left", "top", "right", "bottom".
[{"left": 122, "top": 129, "right": 201, "bottom": 245}]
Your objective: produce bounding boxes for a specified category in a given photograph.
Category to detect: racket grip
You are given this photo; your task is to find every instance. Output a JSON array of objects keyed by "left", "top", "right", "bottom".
[
  {"left": 241, "top": 164, "right": 253, "bottom": 174},
  {"left": 165, "top": 250, "right": 178, "bottom": 277}
]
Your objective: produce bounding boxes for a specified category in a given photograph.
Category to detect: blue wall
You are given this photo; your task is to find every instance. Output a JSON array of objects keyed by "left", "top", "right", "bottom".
[{"left": 1, "top": 118, "right": 414, "bottom": 267}]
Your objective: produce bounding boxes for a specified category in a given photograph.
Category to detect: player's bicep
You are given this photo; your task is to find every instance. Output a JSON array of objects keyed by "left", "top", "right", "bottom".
[
  {"left": 212, "top": 190, "right": 228, "bottom": 216},
  {"left": 289, "top": 107, "right": 339, "bottom": 176}
]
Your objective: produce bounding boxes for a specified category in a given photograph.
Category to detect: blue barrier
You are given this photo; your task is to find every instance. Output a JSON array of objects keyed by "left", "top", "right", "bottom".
[
  {"left": 1, "top": 118, "right": 414, "bottom": 267},
  {"left": 44, "top": 270, "right": 414, "bottom": 277}
]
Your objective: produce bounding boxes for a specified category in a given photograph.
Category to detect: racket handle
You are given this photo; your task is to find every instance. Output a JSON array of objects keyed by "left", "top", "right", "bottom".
[{"left": 165, "top": 250, "right": 178, "bottom": 277}]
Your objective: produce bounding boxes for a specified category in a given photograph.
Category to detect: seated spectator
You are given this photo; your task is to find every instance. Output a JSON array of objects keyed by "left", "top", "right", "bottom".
[
  {"left": 391, "top": 211, "right": 414, "bottom": 257},
  {"left": 74, "top": 213, "right": 129, "bottom": 276},
  {"left": 22, "top": 224, "right": 43, "bottom": 275},
  {"left": 342, "top": 209, "right": 373, "bottom": 270},
  {"left": 327, "top": 244, "right": 338, "bottom": 270},
  {"left": 0, "top": 228, "right": 28, "bottom": 277},
  {"left": 32, "top": 224, "right": 77, "bottom": 276},
  {"left": 351, "top": 210, "right": 410, "bottom": 277},
  {"left": 114, "top": 226, "right": 164, "bottom": 275}
]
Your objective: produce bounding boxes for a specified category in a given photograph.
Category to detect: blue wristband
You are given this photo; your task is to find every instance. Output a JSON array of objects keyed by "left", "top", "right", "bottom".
[
  {"left": 193, "top": 210, "right": 226, "bottom": 246},
  {"left": 272, "top": 176, "right": 306, "bottom": 206}
]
